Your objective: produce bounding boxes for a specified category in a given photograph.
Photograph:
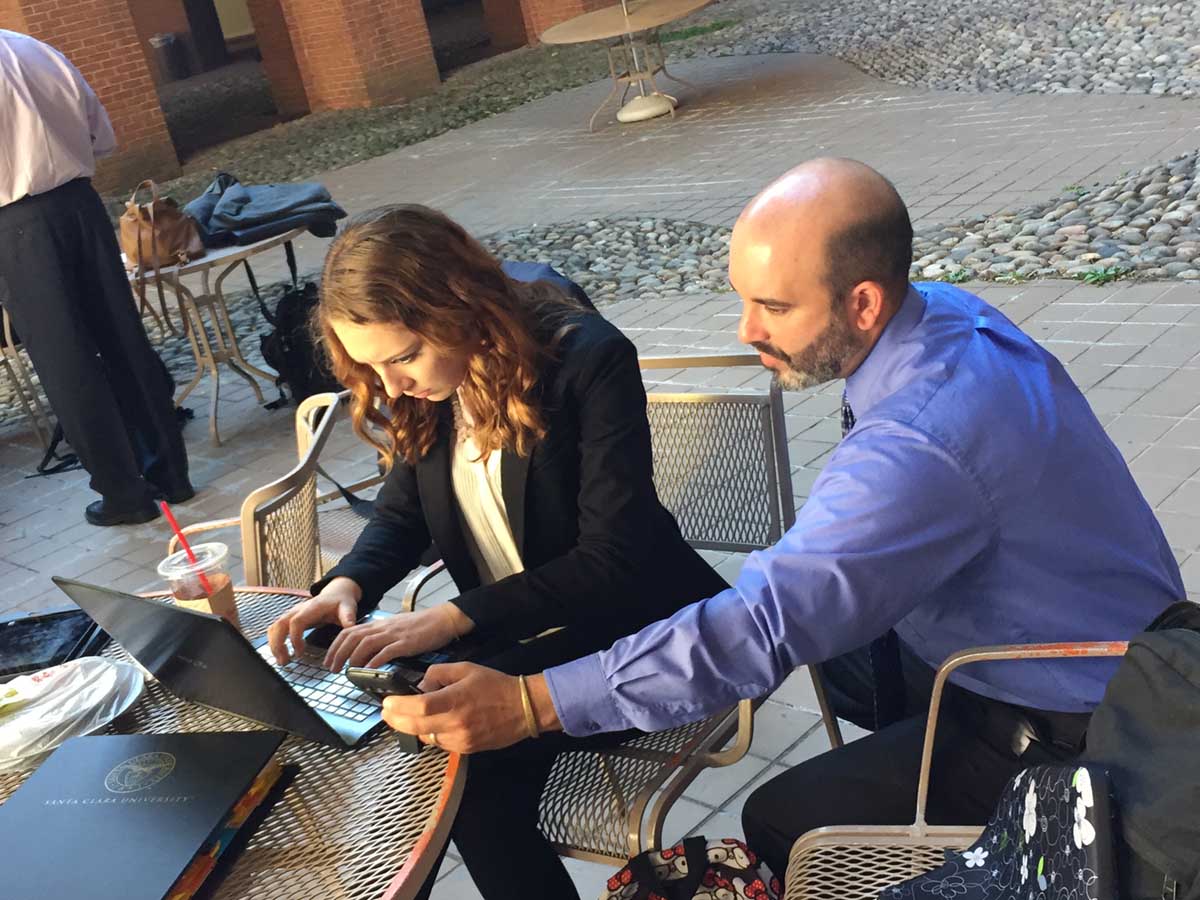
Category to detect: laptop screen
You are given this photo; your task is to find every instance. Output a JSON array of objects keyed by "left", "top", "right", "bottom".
[{"left": 52, "top": 577, "right": 332, "bottom": 744}]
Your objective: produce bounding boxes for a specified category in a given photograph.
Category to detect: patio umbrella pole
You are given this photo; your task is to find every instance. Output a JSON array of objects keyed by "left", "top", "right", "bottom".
[{"left": 616, "top": 0, "right": 675, "bottom": 122}]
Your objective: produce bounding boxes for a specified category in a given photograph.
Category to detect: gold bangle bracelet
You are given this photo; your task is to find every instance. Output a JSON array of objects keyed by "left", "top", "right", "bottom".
[{"left": 517, "top": 674, "right": 540, "bottom": 740}]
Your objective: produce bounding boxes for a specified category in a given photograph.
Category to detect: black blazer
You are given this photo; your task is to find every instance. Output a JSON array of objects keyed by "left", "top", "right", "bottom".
[{"left": 315, "top": 312, "right": 728, "bottom": 645}]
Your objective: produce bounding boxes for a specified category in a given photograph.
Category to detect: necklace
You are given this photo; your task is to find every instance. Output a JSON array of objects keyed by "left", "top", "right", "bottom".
[{"left": 451, "top": 392, "right": 475, "bottom": 445}]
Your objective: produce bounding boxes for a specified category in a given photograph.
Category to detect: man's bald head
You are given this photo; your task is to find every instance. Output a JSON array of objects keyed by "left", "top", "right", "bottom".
[
  {"left": 733, "top": 158, "right": 913, "bottom": 306},
  {"left": 731, "top": 160, "right": 914, "bottom": 390}
]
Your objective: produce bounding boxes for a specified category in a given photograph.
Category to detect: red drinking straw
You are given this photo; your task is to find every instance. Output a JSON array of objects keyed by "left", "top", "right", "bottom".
[{"left": 159, "top": 500, "right": 214, "bottom": 595}]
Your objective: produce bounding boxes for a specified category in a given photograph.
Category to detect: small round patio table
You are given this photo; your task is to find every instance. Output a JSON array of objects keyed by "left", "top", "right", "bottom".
[
  {"left": 127, "top": 228, "right": 305, "bottom": 446},
  {"left": 541, "top": 0, "right": 712, "bottom": 130},
  {"left": 0, "top": 587, "right": 466, "bottom": 900}
]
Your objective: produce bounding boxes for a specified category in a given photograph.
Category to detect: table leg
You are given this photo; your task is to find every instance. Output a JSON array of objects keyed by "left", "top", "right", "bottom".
[
  {"left": 206, "top": 290, "right": 266, "bottom": 405},
  {"left": 174, "top": 367, "right": 204, "bottom": 406},
  {"left": 645, "top": 69, "right": 678, "bottom": 112},
  {"left": 590, "top": 44, "right": 628, "bottom": 132},
  {"left": 170, "top": 280, "right": 223, "bottom": 445},
  {"left": 648, "top": 29, "right": 697, "bottom": 91},
  {"left": 610, "top": 33, "right": 677, "bottom": 125},
  {"left": 129, "top": 280, "right": 167, "bottom": 337},
  {"left": 658, "top": 64, "right": 697, "bottom": 90},
  {"left": 208, "top": 361, "right": 221, "bottom": 446},
  {"left": 590, "top": 84, "right": 625, "bottom": 131},
  {"left": 213, "top": 262, "right": 281, "bottom": 394},
  {"left": 1, "top": 348, "right": 52, "bottom": 448}
]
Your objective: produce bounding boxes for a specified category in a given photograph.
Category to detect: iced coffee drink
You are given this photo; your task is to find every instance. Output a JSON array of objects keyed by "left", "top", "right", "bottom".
[{"left": 157, "top": 542, "right": 241, "bottom": 631}]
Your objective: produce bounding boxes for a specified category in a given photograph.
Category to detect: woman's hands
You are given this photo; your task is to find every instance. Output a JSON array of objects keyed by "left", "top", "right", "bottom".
[
  {"left": 323, "top": 602, "right": 475, "bottom": 671},
  {"left": 266, "top": 576, "right": 475, "bottom": 670},
  {"left": 266, "top": 577, "right": 362, "bottom": 665}
]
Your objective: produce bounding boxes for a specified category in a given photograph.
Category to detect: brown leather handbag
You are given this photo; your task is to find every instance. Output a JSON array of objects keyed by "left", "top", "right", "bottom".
[{"left": 119, "top": 180, "right": 205, "bottom": 333}]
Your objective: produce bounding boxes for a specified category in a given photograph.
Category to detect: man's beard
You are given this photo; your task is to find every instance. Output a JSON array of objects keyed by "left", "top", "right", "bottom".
[{"left": 750, "top": 310, "right": 864, "bottom": 391}]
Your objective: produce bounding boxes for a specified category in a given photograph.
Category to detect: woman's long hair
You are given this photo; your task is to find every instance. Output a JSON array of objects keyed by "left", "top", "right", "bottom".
[{"left": 317, "top": 204, "right": 585, "bottom": 467}]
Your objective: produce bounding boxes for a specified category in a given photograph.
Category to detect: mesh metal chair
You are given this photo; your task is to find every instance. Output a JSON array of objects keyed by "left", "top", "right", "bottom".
[
  {"left": 301, "top": 390, "right": 387, "bottom": 575},
  {"left": 783, "top": 640, "right": 1129, "bottom": 900},
  {"left": 0, "top": 304, "right": 53, "bottom": 448},
  {"left": 397, "top": 353, "right": 842, "bottom": 863},
  {"left": 168, "top": 392, "right": 342, "bottom": 589},
  {"left": 533, "top": 353, "right": 842, "bottom": 865}
]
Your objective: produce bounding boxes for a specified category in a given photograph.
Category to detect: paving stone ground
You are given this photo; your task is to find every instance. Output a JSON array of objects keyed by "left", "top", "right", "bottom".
[
  {"left": 199, "top": 52, "right": 1200, "bottom": 295},
  {"left": 1, "top": 49, "right": 1198, "bottom": 899}
]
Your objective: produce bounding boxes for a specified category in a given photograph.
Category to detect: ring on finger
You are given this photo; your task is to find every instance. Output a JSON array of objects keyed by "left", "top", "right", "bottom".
[{"left": 426, "top": 732, "right": 438, "bottom": 748}]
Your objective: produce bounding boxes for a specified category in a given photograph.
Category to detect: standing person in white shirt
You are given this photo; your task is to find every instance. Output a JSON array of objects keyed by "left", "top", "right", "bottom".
[{"left": 0, "top": 29, "right": 192, "bottom": 525}]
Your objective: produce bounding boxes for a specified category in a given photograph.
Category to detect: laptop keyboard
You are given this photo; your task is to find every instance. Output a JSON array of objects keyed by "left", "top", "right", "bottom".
[{"left": 258, "top": 643, "right": 382, "bottom": 722}]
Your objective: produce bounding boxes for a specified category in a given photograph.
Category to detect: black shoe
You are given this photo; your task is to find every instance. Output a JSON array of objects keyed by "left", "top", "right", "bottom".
[
  {"left": 85, "top": 498, "right": 162, "bottom": 527},
  {"left": 151, "top": 481, "right": 196, "bottom": 504}
]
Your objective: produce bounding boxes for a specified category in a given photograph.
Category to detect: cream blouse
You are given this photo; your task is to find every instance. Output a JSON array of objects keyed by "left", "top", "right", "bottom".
[{"left": 449, "top": 393, "right": 524, "bottom": 585}]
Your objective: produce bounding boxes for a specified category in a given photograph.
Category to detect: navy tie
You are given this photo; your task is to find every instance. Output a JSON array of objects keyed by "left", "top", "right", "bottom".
[{"left": 841, "top": 392, "right": 856, "bottom": 439}]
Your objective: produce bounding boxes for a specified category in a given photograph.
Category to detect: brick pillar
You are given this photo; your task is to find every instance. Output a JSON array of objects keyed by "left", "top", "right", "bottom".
[
  {"left": 0, "top": 0, "right": 27, "bottom": 30},
  {"left": 246, "top": 0, "right": 309, "bottom": 118},
  {"left": 280, "top": 0, "right": 439, "bottom": 111},
  {"left": 2, "top": 0, "right": 179, "bottom": 191},
  {"left": 519, "top": 0, "right": 608, "bottom": 40},
  {"left": 518, "top": 0, "right": 584, "bottom": 40},
  {"left": 481, "top": 0, "right": 528, "bottom": 53}
]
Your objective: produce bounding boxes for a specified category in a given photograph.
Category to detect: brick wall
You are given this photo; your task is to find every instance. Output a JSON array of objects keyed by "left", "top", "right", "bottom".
[
  {"left": 346, "top": 0, "right": 439, "bottom": 105},
  {"left": 279, "top": 0, "right": 438, "bottom": 111},
  {"left": 517, "top": 0, "right": 586, "bottom": 40},
  {"left": 2, "top": 0, "right": 179, "bottom": 191},
  {"left": 481, "top": 0, "right": 527, "bottom": 53},
  {"left": 278, "top": 0, "right": 369, "bottom": 108},
  {"left": 519, "top": 0, "right": 611, "bottom": 41},
  {"left": 0, "top": 0, "right": 28, "bottom": 31},
  {"left": 246, "top": 0, "right": 308, "bottom": 117}
]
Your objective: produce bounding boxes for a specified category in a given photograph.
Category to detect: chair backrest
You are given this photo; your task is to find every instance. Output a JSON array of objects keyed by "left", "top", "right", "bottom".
[
  {"left": 239, "top": 392, "right": 341, "bottom": 588},
  {"left": 641, "top": 355, "right": 795, "bottom": 552},
  {"left": 295, "top": 390, "right": 342, "bottom": 459}
]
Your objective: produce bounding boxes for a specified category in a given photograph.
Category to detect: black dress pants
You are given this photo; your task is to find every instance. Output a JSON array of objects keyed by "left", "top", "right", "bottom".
[
  {"left": 0, "top": 179, "right": 188, "bottom": 506},
  {"left": 413, "top": 626, "right": 642, "bottom": 900},
  {"left": 741, "top": 636, "right": 1092, "bottom": 881}
]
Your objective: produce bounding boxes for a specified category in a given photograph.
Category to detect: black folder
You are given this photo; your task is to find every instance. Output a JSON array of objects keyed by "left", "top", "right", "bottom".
[{"left": 0, "top": 730, "right": 285, "bottom": 900}]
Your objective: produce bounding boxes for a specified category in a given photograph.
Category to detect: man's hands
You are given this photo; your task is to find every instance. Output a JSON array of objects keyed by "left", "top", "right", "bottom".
[
  {"left": 381, "top": 664, "right": 562, "bottom": 754},
  {"left": 266, "top": 577, "right": 361, "bottom": 665},
  {"left": 323, "top": 603, "right": 473, "bottom": 671}
]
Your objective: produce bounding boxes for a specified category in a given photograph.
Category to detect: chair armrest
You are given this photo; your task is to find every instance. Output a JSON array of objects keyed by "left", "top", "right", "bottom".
[
  {"left": 913, "top": 640, "right": 1128, "bottom": 826},
  {"left": 167, "top": 517, "right": 239, "bottom": 555},
  {"left": 401, "top": 560, "right": 447, "bottom": 613},
  {"left": 699, "top": 698, "right": 756, "bottom": 767},
  {"left": 638, "top": 353, "right": 762, "bottom": 370}
]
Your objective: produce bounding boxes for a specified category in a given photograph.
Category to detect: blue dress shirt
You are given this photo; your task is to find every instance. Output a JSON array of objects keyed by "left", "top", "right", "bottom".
[{"left": 546, "top": 283, "right": 1184, "bottom": 737}]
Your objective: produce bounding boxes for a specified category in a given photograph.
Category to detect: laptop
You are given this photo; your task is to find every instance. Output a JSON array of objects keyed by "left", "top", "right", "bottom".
[{"left": 53, "top": 577, "right": 400, "bottom": 748}]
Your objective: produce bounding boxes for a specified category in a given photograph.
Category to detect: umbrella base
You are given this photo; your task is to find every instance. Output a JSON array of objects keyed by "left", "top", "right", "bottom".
[{"left": 616, "top": 92, "right": 675, "bottom": 123}]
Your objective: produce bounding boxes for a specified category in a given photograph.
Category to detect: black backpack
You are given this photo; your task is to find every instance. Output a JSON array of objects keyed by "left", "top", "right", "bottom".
[
  {"left": 249, "top": 241, "right": 340, "bottom": 407},
  {"left": 1082, "top": 600, "right": 1200, "bottom": 900}
]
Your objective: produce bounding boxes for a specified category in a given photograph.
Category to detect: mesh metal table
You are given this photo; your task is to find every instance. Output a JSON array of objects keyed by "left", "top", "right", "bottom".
[
  {"left": 126, "top": 228, "right": 305, "bottom": 446},
  {"left": 0, "top": 588, "right": 466, "bottom": 900}
]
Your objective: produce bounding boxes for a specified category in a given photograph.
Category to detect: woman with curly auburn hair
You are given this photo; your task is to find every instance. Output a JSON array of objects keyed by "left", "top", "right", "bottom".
[{"left": 265, "top": 204, "right": 728, "bottom": 900}]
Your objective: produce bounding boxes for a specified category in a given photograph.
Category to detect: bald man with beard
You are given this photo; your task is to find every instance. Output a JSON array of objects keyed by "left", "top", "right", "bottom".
[{"left": 377, "top": 159, "right": 1183, "bottom": 885}]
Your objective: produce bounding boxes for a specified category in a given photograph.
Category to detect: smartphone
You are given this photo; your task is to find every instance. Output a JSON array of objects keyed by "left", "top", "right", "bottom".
[
  {"left": 346, "top": 665, "right": 423, "bottom": 697},
  {"left": 347, "top": 666, "right": 424, "bottom": 754}
]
